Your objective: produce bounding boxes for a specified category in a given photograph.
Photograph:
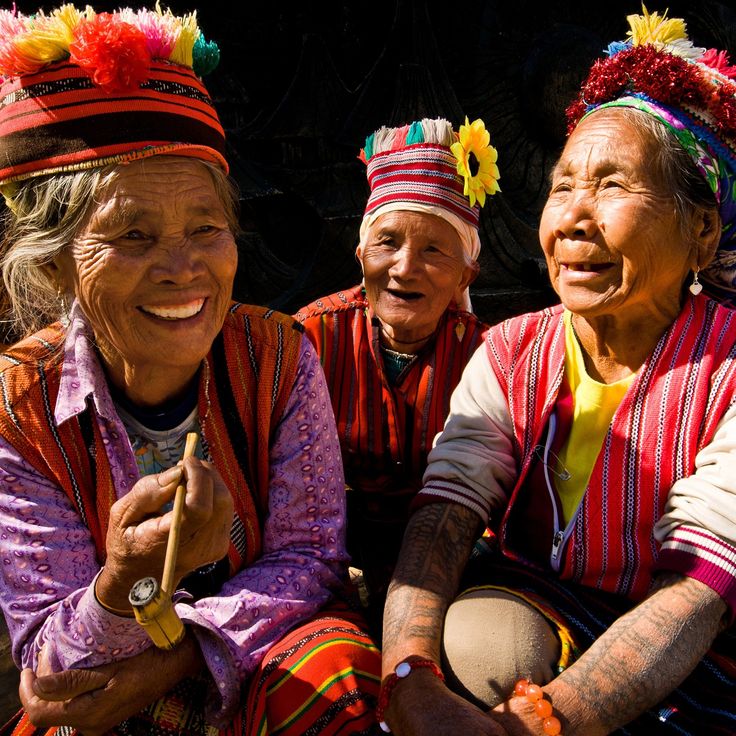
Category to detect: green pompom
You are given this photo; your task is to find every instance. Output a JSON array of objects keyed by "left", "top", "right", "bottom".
[
  {"left": 363, "top": 132, "right": 375, "bottom": 162},
  {"left": 193, "top": 34, "right": 221, "bottom": 76}
]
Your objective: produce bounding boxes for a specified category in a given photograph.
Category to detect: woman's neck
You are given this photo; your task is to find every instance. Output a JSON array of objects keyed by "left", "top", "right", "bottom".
[
  {"left": 571, "top": 305, "right": 679, "bottom": 384},
  {"left": 379, "top": 324, "right": 434, "bottom": 355}
]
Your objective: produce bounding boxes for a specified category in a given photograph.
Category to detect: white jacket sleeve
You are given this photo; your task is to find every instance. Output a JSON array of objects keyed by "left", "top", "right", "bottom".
[{"left": 418, "top": 344, "right": 517, "bottom": 523}]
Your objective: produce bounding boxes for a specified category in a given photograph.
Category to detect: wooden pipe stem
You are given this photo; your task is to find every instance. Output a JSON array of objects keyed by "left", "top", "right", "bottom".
[
  {"left": 129, "top": 431, "right": 198, "bottom": 650},
  {"left": 160, "top": 431, "right": 199, "bottom": 595}
]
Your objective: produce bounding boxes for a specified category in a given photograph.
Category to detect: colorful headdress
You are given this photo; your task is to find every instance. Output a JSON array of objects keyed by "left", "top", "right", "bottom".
[
  {"left": 0, "top": 3, "right": 226, "bottom": 192},
  {"left": 358, "top": 117, "right": 500, "bottom": 311},
  {"left": 360, "top": 117, "right": 499, "bottom": 226},
  {"left": 566, "top": 5, "right": 736, "bottom": 304}
]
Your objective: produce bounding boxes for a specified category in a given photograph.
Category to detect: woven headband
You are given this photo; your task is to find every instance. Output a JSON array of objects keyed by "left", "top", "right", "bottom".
[{"left": 0, "top": 5, "right": 226, "bottom": 188}]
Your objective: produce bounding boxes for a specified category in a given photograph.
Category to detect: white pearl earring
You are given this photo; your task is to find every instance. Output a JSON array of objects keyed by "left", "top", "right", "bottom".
[{"left": 689, "top": 268, "right": 703, "bottom": 296}]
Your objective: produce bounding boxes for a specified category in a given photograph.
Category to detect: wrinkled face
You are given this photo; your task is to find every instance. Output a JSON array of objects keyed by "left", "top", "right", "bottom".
[
  {"left": 357, "top": 210, "right": 474, "bottom": 349},
  {"left": 56, "top": 156, "right": 237, "bottom": 395},
  {"left": 539, "top": 109, "right": 695, "bottom": 319}
]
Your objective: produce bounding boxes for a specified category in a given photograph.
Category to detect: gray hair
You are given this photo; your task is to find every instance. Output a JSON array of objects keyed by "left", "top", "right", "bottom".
[
  {"left": 612, "top": 108, "right": 719, "bottom": 240},
  {"left": 0, "top": 159, "right": 240, "bottom": 339}
]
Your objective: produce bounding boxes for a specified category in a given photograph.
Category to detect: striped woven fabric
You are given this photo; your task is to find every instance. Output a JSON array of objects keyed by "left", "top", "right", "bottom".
[
  {"left": 485, "top": 295, "right": 736, "bottom": 602},
  {"left": 1, "top": 606, "right": 381, "bottom": 736},
  {"left": 296, "top": 285, "right": 488, "bottom": 608},
  {"left": 243, "top": 603, "right": 381, "bottom": 736},
  {"left": 0, "top": 59, "right": 227, "bottom": 184},
  {"left": 365, "top": 144, "right": 479, "bottom": 227},
  {"left": 460, "top": 556, "right": 736, "bottom": 735}
]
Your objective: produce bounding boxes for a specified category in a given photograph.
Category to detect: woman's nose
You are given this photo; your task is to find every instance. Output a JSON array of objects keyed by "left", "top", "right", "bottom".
[
  {"left": 389, "top": 245, "right": 420, "bottom": 279},
  {"left": 150, "top": 240, "right": 205, "bottom": 284},
  {"left": 554, "top": 192, "right": 598, "bottom": 240}
]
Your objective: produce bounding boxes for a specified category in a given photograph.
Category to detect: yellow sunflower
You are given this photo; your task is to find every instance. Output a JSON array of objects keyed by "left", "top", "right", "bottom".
[
  {"left": 626, "top": 4, "right": 686, "bottom": 48},
  {"left": 450, "top": 117, "right": 500, "bottom": 208}
]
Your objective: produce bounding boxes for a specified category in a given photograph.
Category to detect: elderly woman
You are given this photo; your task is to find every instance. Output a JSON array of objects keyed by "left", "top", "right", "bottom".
[
  {"left": 378, "top": 9, "right": 736, "bottom": 736},
  {"left": 0, "top": 6, "right": 379, "bottom": 736},
  {"left": 295, "top": 117, "right": 500, "bottom": 624}
]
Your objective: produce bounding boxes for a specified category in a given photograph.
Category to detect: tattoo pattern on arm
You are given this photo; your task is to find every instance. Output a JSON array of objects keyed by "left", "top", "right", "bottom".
[
  {"left": 382, "top": 502, "right": 481, "bottom": 667},
  {"left": 551, "top": 575, "right": 726, "bottom": 734}
]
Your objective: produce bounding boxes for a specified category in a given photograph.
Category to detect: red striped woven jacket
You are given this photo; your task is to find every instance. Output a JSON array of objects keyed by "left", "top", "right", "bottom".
[
  {"left": 295, "top": 285, "right": 489, "bottom": 497},
  {"left": 489, "top": 296, "right": 736, "bottom": 601}
]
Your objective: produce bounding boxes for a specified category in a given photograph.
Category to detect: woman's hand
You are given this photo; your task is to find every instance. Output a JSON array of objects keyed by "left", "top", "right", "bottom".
[
  {"left": 19, "top": 633, "right": 203, "bottom": 735},
  {"left": 490, "top": 696, "right": 554, "bottom": 736},
  {"left": 97, "top": 457, "right": 234, "bottom": 610},
  {"left": 385, "top": 669, "right": 509, "bottom": 736}
]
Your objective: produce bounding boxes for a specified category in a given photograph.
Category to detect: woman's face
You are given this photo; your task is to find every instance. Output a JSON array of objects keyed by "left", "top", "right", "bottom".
[
  {"left": 55, "top": 156, "right": 237, "bottom": 403},
  {"left": 357, "top": 210, "right": 475, "bottom": 350},
  {"left": 540, "top": 109, "right": 697, "bottom": 320}
]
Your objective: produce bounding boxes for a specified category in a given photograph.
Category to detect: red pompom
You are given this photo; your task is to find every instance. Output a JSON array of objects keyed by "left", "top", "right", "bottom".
[
  {"left": 700, "top": 49, "right": 736, "bottom": 80},
  {"left": 712, "top": 85, "right": 736, "bottom": 140},
  {"left": 70, "top": 14, "right": 151, "bottom": 93}
]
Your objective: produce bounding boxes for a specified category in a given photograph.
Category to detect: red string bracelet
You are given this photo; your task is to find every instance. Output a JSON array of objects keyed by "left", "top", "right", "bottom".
[
  {"left": 514, "top": 679, "right": 563, "bottom": 735},
  {"left": 376, "top": 657, "right": 445, "bottom": 732}
]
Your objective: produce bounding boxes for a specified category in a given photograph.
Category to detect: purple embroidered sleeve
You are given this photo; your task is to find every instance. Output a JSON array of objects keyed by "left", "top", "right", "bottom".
[
  {"left": 179, "top": 335, "right": 348, "bottom": 723},
  {"left": 0, "top": 439, "right": 151, "bottom": 671}
]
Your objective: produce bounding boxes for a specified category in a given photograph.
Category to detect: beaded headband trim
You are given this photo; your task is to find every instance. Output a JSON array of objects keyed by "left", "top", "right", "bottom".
[{"left": 0, "top": 4, "right": 226, "bottom": 187}]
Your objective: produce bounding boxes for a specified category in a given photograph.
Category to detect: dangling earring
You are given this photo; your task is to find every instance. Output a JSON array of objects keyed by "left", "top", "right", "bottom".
[{"left": 689, "top": 268, "right": 703, "bottom": 296}]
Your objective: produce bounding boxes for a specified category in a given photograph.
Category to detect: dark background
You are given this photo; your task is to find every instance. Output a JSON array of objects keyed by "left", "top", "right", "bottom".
[
  {"left": 5, "top": 0, "right": 735, "bottom": 329},
  {"left": 1, "top": 0, "right": 736, "bottom": 723}
]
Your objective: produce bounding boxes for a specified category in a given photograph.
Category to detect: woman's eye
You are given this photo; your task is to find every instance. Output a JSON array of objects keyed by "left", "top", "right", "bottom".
[
  {"left": 601, "top": 179, "right": 624, "bottom": 190},
  {"left": 121, "top": 229, "right": 146, "bottom": 240},
  {"left": 549, "top": 182, "right": 571, "bottom": 194}
]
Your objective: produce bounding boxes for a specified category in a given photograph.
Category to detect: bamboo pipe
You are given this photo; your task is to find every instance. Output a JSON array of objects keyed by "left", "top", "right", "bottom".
[{"left": 129, "top": 432, "right": 198, "bottom": 649}]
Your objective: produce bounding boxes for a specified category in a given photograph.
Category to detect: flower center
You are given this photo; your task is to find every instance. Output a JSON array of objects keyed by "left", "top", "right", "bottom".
[{"left": 468, "top": 152, "right": 480, "bottom": 176}]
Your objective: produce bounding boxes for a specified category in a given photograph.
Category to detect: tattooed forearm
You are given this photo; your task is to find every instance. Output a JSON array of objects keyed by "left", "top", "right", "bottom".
[
  {"left": 382, "top": 503, "right": 480, "bottom": 674},
  {"left": 547, "top": 575, "right": 726, "bottom": 735}
]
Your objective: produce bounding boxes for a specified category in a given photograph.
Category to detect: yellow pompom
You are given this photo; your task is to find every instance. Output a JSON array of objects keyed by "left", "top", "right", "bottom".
[
  {"left": 626, "top": 4, "right": 687, "bottom": 48},
  {"left": 170, "top": 10, "right": 199, "bottom": 67}
]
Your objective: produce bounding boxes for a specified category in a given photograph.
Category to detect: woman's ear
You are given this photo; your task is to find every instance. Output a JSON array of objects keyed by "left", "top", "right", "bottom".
[
  {"left": 692, "top": 206, "right": 721, "bottom": 270},
  {"left": 460, "top": 260, "right": 480, "bottom": 291},
  {"left": 41, "top": 254, "right": 72, "bottom": 298},
  {"left": 455, "top": 260, "right": 480, "bottom": 304}
]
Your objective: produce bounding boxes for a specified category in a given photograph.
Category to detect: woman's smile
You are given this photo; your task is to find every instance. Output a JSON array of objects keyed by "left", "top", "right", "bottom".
[{"left": 138, "top": 298, "right": 207, "bottom": 321}]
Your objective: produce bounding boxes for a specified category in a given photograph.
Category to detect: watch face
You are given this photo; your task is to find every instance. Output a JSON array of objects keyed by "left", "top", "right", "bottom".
[{"left": 129, "top": 576, "right": 160, "bottom": 607}]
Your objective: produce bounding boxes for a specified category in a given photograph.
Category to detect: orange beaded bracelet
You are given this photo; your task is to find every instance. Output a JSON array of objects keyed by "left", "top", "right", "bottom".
[
  {"left": 514, "top": 679, "right": 563, "bottom": 736},
  {"left": 376, "top": 657, "right": 445, "bottom": 732}
]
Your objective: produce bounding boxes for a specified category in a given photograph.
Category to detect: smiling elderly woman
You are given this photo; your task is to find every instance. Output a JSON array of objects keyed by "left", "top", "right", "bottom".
[
  {"left": 295, "top": 118, "right": 500, "bottom": 627},
  {"left": 379, "top": 9, "right": 736, "bottom": 736},
  {"left": 0, "top": 6, "right": 379, "bottom": 736}
]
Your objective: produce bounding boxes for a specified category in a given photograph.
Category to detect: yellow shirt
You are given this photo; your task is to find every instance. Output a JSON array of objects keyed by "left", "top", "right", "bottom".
[{"left": 556, "top": 312, "right": 635, "bottom": 524}]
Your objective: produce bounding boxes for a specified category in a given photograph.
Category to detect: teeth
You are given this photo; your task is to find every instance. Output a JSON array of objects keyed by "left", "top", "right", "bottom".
[{"left": 141, "top": 299, "right": 204, "bottom": 320}]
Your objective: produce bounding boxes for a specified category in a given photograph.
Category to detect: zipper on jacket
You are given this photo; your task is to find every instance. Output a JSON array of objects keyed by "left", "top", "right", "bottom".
[{"left": 540, "top": 413, "right": 577, "bottom": 571}]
